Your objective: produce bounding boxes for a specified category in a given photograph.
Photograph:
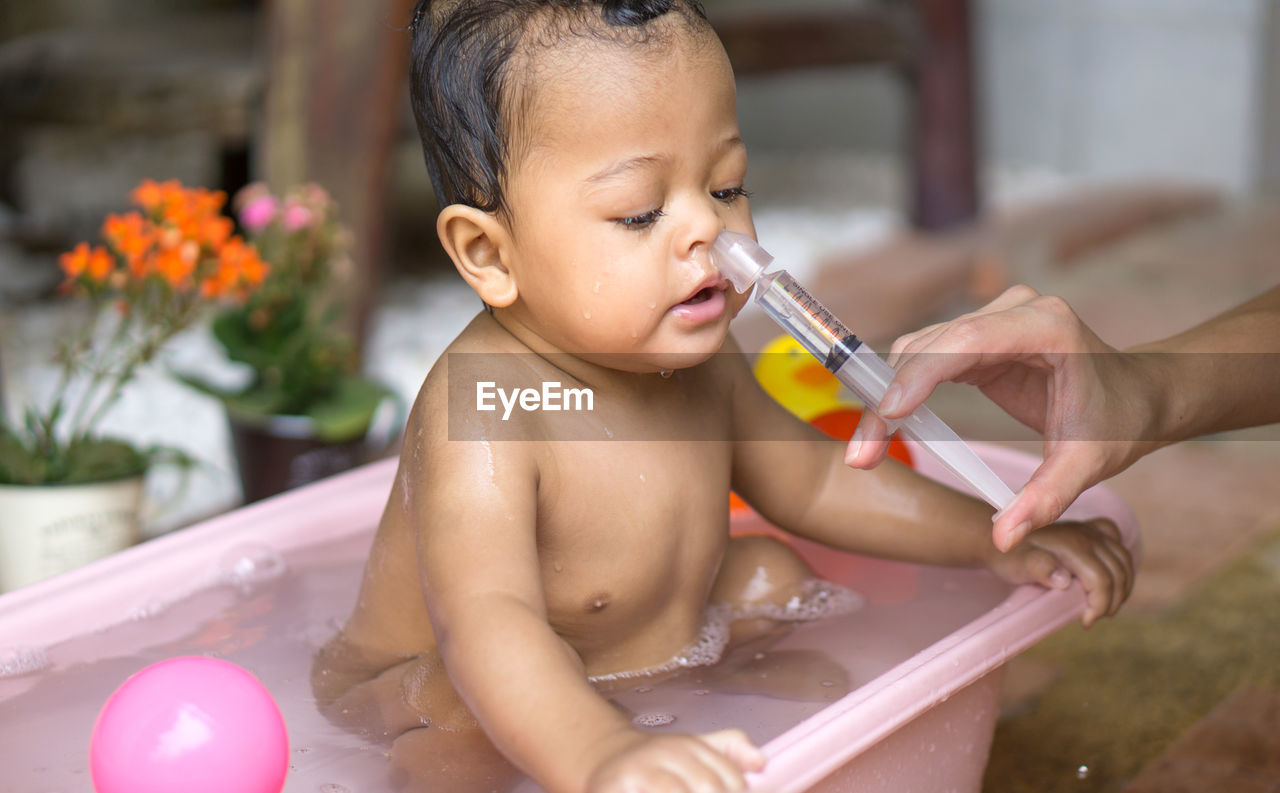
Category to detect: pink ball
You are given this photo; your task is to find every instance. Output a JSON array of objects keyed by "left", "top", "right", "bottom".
[{"left": 90, "top": 656, "right": 289, "bottom": 793}]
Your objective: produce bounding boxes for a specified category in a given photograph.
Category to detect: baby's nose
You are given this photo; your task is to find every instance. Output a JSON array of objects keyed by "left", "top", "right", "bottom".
[{"left": 675, "top": 199, "right": 725, "bottom": 261}]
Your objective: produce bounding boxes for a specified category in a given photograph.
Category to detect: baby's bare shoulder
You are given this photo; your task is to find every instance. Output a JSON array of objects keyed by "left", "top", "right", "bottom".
[{"left": 410, "top": 313, "right": 535, "bottom": 416}]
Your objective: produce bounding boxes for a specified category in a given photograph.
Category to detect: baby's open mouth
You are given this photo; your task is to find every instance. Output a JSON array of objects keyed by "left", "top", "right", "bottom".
[{"left": 682, "top": 286, "right": 717, "bottom": 305}]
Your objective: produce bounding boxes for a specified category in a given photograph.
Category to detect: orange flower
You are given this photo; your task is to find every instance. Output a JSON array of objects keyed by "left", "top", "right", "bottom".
[
  {"left": 201, "top": 236, "right": 269, "bottom": 299},
  {"left": 198, "top": 214, "right": 233, "bottom": 250},
  {"left": 154, "top": 244, "right": 196, "bottom": 289},
  {"left": 103, "top": 212, "right": 156, "bottom": 277},
  {"left": 239, "top": 245, "right": 269, "bottom": 287},
  {"left": 130, "top": 178, "right": 169, "bottom": 212},
  {"left": 59, "top": 242, "right": 115, "bottom": 284},
  {"left": 87, "top": 246, "right": 115, "bottom": 282},
  {"left": 59, "top": 242, "right": 92, "bottom": 279}
]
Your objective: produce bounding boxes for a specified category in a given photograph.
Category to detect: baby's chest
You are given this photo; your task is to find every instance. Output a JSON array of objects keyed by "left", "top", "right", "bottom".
[{"left": 534, "top": 441, "right": 733, "bottom": 620}]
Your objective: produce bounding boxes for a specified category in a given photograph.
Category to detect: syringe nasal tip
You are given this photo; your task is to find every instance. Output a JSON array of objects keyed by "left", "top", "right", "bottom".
[{"left": 711, "top": 231, "right": 773, "bottom": 293}]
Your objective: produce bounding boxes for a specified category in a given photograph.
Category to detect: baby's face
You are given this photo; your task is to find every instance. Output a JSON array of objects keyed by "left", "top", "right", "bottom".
[{"left": 498, "top": 22, "right": 753, "bottom": 372}]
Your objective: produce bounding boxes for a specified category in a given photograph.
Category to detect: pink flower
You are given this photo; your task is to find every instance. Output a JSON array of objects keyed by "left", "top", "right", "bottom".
[
  {"left": 240, "top": 195, "right": 279, "bottom": 233},
  {"left": 281, "top": 201, "right": 315, "bottom": 232}
]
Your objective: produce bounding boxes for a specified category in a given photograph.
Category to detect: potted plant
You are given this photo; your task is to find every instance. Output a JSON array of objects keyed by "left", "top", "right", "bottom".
[
  {"left": 0, "top": 179, "right": 268, "bottom": 591},
  {"left": 180, "top": 182, "right": 395, "bottom": 503}
]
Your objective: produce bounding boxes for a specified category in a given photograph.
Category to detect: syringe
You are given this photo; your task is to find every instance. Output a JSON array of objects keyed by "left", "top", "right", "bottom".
[{"left": 711, "top": 231, "right": 1015, "bottom": 511}]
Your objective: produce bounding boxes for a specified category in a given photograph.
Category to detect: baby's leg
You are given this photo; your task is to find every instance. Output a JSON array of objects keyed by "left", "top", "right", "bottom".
[
  {"left": 389, "top": 724, "right": 522, "bottom": 793},
  {"left": 707, "top": 535, "right": 850, "bottom": 701},
  {"left": 710, "top": 534, "right": 816, "bottom": 645},
  {"left": 312, "top": 636, "right": 522, "bottom": 790}
]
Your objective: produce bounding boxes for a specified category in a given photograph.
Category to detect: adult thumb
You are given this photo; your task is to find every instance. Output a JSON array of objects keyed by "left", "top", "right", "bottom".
[{"left": 993, "top": 441, "right": 1107, "bottom": 550}]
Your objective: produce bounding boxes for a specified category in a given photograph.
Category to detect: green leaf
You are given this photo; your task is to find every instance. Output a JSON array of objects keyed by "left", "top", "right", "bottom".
[
  {"left": 305, "top": 377, "right": 393, "bottom": 442},
  {"left": 0, "top": 427, "right": 47, "bottom": 484},
  {"left": 61, "top": 437, "right": 148, "bottom": 483}
]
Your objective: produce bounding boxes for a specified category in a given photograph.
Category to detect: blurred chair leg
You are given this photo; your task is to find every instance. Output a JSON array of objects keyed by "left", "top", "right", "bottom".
[
  {"left": 907, "top": 0, "right": 979, "bottom": 231},
  {"left": 258, "top": 0, "right": 417, "bottom": 354}
]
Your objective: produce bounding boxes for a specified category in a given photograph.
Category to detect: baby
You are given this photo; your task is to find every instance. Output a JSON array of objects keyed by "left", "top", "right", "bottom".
[{"left": 312, "top": 2, "right": 1134, "bottom": 792}]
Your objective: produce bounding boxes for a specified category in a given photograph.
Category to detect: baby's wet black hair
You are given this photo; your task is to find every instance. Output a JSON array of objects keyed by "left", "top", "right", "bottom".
[{"left": 409, "top": 0, "right": 710, "bottom": 217}]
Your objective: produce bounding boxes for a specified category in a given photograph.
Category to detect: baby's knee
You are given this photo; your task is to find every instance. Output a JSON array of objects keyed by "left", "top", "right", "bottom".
[
  {"left": 311, "top": 633, "right": 376, "bottom": 706},
  {"left": 712, "top": 535, "right": 813, "bottom": 610}
]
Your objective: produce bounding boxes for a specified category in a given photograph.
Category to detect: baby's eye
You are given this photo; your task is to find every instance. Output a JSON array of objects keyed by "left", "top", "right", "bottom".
[
  {"left": 712, "top": 187, "right": 753, "bottom": 205},
  {"left": 615, "top": 208, "right": 665, "bottom": 230}
]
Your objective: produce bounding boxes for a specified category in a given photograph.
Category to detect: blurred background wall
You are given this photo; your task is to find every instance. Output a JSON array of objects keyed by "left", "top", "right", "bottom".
[
  {"left": 735, "top": 0, "right": 1276, "bottom": 196},
  {"left": 3, "top": 0, "right": 1278, "bottom": 259}
]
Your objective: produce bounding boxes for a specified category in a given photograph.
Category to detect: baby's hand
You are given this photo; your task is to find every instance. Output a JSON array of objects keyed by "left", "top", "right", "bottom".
[
  {"left": 587, "top": 728, "right": 765, "bottom": 793},
  {"left": 985, "top": 518, "right": 1134, "bottom": 627}
]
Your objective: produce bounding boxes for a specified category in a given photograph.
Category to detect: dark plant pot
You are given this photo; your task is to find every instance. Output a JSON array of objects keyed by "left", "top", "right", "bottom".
[{"left": 226, "top": 413, "right": 369, "bottom": 504}]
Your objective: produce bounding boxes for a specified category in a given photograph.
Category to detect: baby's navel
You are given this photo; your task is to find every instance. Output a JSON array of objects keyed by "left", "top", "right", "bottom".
[{"left": 584, "top": 594, "right": 611, "bottom": 614}]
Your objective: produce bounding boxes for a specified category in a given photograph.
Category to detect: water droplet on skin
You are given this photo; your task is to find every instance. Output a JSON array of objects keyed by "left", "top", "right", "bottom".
[
  {"left": 634, "top": 686, "right": 653, "bottom": 694},
  {"left": 553, "top": 562, "right": 563, "bottom": 573},
  {"left": 603, "top": 426, "right": 613, "bottom": 438},
  {"left": 648, "top": 302, "right": 657, "bottom": 310},
  {"left": 754, "top": 652, "right": 766, "bottom": 660},
  {"left": 820, "top": 680, "right": 834, "bottom": 687},
  {"left": 638, "top": 473, "right": 646, "bottom": 483},
  {"left": 659, "top": 369, "right": 673, "bottom": 379},
  {"left": 1076, "top": 765, "right": 1089, "bottom": 780},
  {"left": 593, "top": 281, "right": 601, "bottom": 294},
  {"left": 693, "top": 689, "right": 709, "bottom": 696},
  {"left": 632, "top": 712, "right": 676, "bottom": 727},
  {"left": 583, "top": 310, "right": 592, "bottom": 320}
]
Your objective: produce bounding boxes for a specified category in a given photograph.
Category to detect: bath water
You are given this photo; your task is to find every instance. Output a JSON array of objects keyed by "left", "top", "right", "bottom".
[{"left": 0, "top": 528, "right": 1012, "bottom": 792}]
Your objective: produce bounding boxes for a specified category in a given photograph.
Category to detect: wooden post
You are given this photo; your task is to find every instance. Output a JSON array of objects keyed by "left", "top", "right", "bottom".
[
  {"left": 1262, "top": 0, "right": 1280, "bottom": 199},
  {"left": 907, "top": 0, "right": 979, "bottom": 230},
  {"left": 259, "top": 0, "right": 416, "bottom": 351}
]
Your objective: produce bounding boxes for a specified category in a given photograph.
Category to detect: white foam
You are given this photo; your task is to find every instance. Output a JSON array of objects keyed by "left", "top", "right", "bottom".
[
  {"left": 729, "top": 579, "right": 864, "bottom": 623},
  {"left": 587, "top": 579, "right": 863, "bottom": 683},
  {"left": 0, "top": 646, "right": 51, "bottom": 678},
  {"left": 631, "top": 712, "right": 676, "bottom": 727}
]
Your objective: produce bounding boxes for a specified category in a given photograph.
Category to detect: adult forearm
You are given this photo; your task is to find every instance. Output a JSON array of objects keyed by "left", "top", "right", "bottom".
[{"left": 1134, "top": 284, "right": 1280, "bottom": 443}]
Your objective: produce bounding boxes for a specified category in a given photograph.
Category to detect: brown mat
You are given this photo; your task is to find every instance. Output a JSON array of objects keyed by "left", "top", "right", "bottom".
[{"left": 982, "top": 528, "right": 1280, "bottom": 792}]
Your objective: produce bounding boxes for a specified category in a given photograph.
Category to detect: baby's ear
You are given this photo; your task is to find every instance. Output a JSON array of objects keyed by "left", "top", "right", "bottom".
[{"left": 437, "top": 204, "right": 518, "bottom": 308}]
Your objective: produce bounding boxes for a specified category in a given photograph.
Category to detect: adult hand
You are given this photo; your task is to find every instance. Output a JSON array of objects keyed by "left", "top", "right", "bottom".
[{"left": 843, "top": 286, "right": 1165, "bottom": 551}]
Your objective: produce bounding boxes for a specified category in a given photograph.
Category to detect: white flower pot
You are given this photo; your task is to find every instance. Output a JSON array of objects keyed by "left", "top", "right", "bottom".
[{"left": 0, "top": 476, "right": 144, "bottom": 592}]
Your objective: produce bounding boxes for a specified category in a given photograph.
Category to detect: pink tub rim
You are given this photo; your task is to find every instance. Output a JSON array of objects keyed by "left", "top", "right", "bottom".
[
  {"left": 745, "top": 441, "right": 1139, "bottom": 792},
  {"left": 0, "top": 442, "right": 1139, "bottom": 793}
]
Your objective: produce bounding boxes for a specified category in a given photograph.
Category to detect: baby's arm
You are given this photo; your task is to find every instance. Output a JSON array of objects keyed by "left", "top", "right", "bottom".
[
  {"left": 407, "top": 402, "right": 761, "bottom": 792},
  {"left": 723, "top": 342, "right": 1132, "bottom": 624}
]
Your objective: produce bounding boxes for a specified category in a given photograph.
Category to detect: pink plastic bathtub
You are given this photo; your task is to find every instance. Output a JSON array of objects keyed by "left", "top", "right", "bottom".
[{"left": 0, "top": 443, "right": 1137, "bottom": 793}]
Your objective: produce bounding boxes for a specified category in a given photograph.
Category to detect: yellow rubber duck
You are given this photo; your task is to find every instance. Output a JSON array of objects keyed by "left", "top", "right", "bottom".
[{"left": 730, "top": 335, "right": 914, "bottom": 514}]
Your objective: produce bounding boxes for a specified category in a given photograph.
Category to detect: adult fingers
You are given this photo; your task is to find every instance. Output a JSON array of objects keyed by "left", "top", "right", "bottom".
[
  {"left": 992, "top": 442, "right": 1111, "bottom": 551},
  {"left": 887, "top": 285, "right": 1044, "bottom": 364},
  {"left": 843, "top": 412, "right": 892, "bottom": 469},
  {"left": 880, "top": 315, "right": 1061, "bottom": 420}
]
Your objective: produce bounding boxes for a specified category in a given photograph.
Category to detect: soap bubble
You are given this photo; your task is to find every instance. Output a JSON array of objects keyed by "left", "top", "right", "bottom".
[
  {"left": 218, "top": 544, "right": 286, "bottom": 594},
  {"left": 632, "top": 712, "right": 676, "bottom": 727}
]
